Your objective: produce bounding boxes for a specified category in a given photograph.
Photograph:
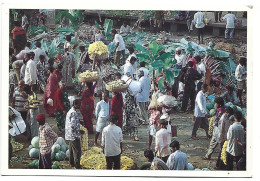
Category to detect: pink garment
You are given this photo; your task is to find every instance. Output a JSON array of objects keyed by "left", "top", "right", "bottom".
[
  {"left": 188, "top": 58, "right": 197, "bottom": 70},
  {"left": 149, "top": 109, "right": 161, "bottom": 126}
]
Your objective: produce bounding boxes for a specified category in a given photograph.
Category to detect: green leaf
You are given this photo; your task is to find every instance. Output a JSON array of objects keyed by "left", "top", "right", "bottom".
[
  {"left": 103, "top": 19, "right": 113, "bottom": 37},
  {"left": 158, "top": 77, "right": 164, "bottom": 91},
  {"left": 95, "top": 21, "right": 101, "bottom": 29},
  {"left": 151, "top": 60, "right": 165, "bottom": 69},
  {"left": 165, "top": 57, "right": 172, "bottom": 66},
  {"left": 135, "top": 44, "right": 150, "bottom": 56},
  {"left": 136, "top": 54, "right": 151, "bottom": 62},
  {"left": 55, "top": 10, "right": 65, "bottom": 23},
  {"left": 149, "top": 41, "right": 159, "bottom": 57},
  {"left": 54, "top": 27, "right": 74, "bottom": 33},
  {"left": 165, "top": 69, "right": 175, "bottom": 85},
  {"left": 157, "top": 52, "right": 171, "bottom": 60}
]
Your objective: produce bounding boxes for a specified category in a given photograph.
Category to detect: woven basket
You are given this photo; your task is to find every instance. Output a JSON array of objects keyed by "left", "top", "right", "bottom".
[
  {"left": 78, "top": 74, "right": 99, "bottom": 83},
  {"left": 106, "top": 83, "right": 128, "bottom": 92}
]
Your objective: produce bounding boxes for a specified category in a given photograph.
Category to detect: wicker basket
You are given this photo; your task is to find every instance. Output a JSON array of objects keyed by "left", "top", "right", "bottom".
[
  {"left": 78, "top": 74, "right": 99, "bottom": 83},
  {"left": 105, "top": 83, "right": 128, "bottom": 92}
]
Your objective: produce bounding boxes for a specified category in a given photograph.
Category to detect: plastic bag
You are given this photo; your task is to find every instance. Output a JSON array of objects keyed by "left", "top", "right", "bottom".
[{"left": 47, "top": 98, "right": 53, "bottom": 106}]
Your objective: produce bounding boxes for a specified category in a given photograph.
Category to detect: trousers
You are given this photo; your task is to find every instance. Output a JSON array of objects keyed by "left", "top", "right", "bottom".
[
  {"left": 192, "top": 117, "right": 209, "bottom": 137},
  {"left": 106, "top": 154, "right": 121, "bottom": 170},
  {"left": 69, "top": 138, "right": 81, "bottom": 169}
]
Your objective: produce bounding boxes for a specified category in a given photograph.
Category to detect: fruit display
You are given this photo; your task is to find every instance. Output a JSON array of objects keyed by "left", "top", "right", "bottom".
[
  {"left": 208, "top": 116, "right": 215, "bottom": 136},
  {"left": 88, "top": 41, "right": 109, "bottom": 60},
  {"left": 105, "top": 80, "right": 128, "bottom": 92},
  {"left": 11, "top": 140, "right": 23, "bottom": 152},
  {"left": 78, "top": 70, "right": 99, "bottom": 82},
  {"left": 221, "top": 141, "right": 229, "bottom": 165}
]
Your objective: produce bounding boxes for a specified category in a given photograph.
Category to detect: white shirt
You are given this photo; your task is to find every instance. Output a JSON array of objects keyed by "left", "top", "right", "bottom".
[
  {"left": 175, "top": 54, "right": 186, "bottom": 68},
  {"left": 9, "top": 106, "right": 26, "bottom": 136},
  {"left": 124, "top": 62, "right": 135, "bottom": 78},
  {"left": 102, "top": 124, "right": 123, "bottom": 157},
  {"left": 120, "top": 25, "right": 132, "bottom": 34},
  {"left": 22, "top": 15, "right": 29, "bottom": 28},
  {"left": 113, "top": 34, "right": 125, "bottom": 51},
  {"left": 136, "top": 76, "right": 151, "bottom": 103},
  {"left": 223, "top": 13, "right": 236, "bottom": 28},
  {"left": 155, "top": 128, "right": 171, "bottom": 157},
  {"left": 235, "top": 64, "right": 246, "bottom": 81},
  {"left": 33, "top": 47, "right": 49, "bottom": 63},
  {"left": 226, "top": 122, "right": 245, "bottom": 156},
  {"left": 194, "top": 12, "right": 205, "bottom": 28},
  {"left": 139, "top": 67, "right": 149, "bottom": 77},
  {"left": 197, "top": 62, "right": 206, "bottom": 82},
  {"left": 216, "top": 114, "right": 230, "bottom": 144},
  {"left": 24, "top": 59, "right": 37, "bottom": 85},
  {"left": 95, "top": 100, "right": 109, "bottom": 118},
  {"left": 194, "top": 90, "right": 207, "bottom": 117},
  {"left": 15, "top": 47, "right": 30, "bottom": 60},
  {"left": 166, "top": 150, "right": 189, "bottom": 170}
]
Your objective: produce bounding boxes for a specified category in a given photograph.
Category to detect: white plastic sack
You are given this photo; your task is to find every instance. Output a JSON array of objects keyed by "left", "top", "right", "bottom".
[
  {"left": 157, "top": 95, "right": 178, "bottom": 107},
  {"left": 47, "top": 98, "right": 53, "bottom": 106},
  {"left": 121, "top": 75, "right": 141, "bottom": 96},
  {"left": 9, "top": 107, "right": 26, "bottom": 136}
]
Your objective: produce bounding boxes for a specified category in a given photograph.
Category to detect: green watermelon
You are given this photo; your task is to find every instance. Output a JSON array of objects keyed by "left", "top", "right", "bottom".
[
  {"left": 225, "top": 102, "right": 233, "bottom": 108},
  {"left": 206, "top": 103, "right": 214, "bottom": 110},
  {"left": 209, "top": 109, "right": 216, "bottom": 116},
  {"left": 34, "top": 160, "right": 39, "bottom": 168},
  {"left": 55, "top": 151, "right": 66, "bottom": 161},
  {"left": 28, "top": 160, "right": 37, "bottom": 168},
  {"left": 51, "top": 144, "right": 61, "bottom": 153},
  {"left": 52, "top": 164, "right": 58, "bottom": 169},
  {"left": 51, "top": 152, "right": 55, "bottom": 160},
  {"left": 60, "top": 144, "right": 67, "bottom": 152},
  {"left": 29, "top": 148, "right": 40, "bottom": 158},
  {"left": 53, "top": 161, "right": 59, "bottom": 167},
  {"left": 236, "top": 106, "right": 242, "bottom": 113},
  {"left": 31, "top": 136, "right": 39, "bottom": 148},
  {"left": 28, "top": 145, "right": 33, "bottom": 152},
  {"left": 230, "top": 105, "right": 237, "bottom": 112}
]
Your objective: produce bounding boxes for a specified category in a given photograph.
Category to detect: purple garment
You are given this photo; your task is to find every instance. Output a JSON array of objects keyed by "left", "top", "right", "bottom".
[{"left": 39, "top": 152, "right": 52, "bottom": 169}]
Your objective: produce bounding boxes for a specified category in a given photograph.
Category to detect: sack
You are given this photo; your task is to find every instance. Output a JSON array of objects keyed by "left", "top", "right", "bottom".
[{"left": 47, "top": 98, "right": 53, "bottom": 107}]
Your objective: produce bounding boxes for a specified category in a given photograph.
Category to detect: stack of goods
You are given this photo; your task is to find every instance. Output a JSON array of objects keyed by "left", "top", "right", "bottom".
[
  {"left": 11, "top": 140, "right": 24, "bottom": 152},
  {"left": 221, "top": 140, "right": 229, "bottom": 165},
  {"left": 106, "top": 80, "right": 128, "bottom": 92},
  {"left": 78, "top": 70, "right": 99, "bottom": 82},
  {"left": 88, "top": 41, "right": 109, "bottom": 60}
]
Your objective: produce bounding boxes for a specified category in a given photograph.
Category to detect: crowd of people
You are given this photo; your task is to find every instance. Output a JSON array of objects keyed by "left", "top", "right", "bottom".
[{"left": 8, "top": 10, "right": 247, "bottom": 171}]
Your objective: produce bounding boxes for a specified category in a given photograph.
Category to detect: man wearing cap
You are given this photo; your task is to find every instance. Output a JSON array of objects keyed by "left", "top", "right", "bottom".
[
  {"left": 155, "top": 119, "right": 171, "bottom": 162},
  {"left": 166, "top": 140, "right": 189, "bottom": 170},
  {"left": 36, "top": 113, "right": 58, "bottom": 169},
  {"left": 174, "top": 47, "right": 186, "bottom": 69},
  {"left": 102, "top": 114, "right": 123, "bottom": 170}
]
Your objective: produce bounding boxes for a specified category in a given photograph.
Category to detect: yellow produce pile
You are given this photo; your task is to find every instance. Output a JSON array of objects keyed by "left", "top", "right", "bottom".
[
  {"left": 208, "top": 116, "right": 215, "bottom": 136},
  {"left": 80, "top": 126, "right": 88, "bottom": 151},
  {"left": 106, "top": 80, "right": 128, "bottom": 92},
  {"left": 221, "top": 140, "right": 229, "bottom": 165},
  {"left": 80, "top": 147, "right": 134, "bottom": 170},
  {"left": 78, "top": 70, "right": 99, "bottom": 82},
  {"left": 88, "top": 41, "right": 109, "bottom": 60},
  {"left": 11, "top": 140, "right": 23, "bottom": 152}
]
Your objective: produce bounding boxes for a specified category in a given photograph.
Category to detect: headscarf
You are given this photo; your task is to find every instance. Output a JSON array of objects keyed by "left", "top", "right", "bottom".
[{"left": 36, "top": 113, "right": 46, "bottom": 125}]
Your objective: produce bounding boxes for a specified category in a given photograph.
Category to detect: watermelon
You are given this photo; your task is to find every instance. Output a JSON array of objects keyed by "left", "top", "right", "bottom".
[
  {"left": 28, "top": 145, "right": 33, "bottom": 152},
  {"left": 31, "top": 136, "right": 39, "bottom": 148},
  {"left": 55, "top": 151, "right": 66, "bottom": 161},
  {"left": 53, "top": 161, "right": 59, "bottom": 167},
  {"left": 52, "top": 164, "right": 58, "bottom": 169},
  {"left": 51, "top": 144, "right": 61, "bottom": 153},
  {"left": 51, "top": 152, "right": 55, "bottom": 160},
  {"left": 225, "top": 102, "right": 233, "bottom": 108},
  {"left": 195, "top": 168, "right": 201, "bottom": 171},
  {"left": 34, "top": 160, "right": 39, "bottom": 168},
  {"left": 209, "top": 109, "right": 216, "bottom": 116},
  {"left": 202, "top": 168, "right": 210, "bottom": 171},
  {"left": 55, "top": 137, "right": 66, "bottom": 145},
  {"left": 206, "top": 103, "right": 214, "bottom": 110},
  {"left": 29, "top": 148, "right": 40, "bottom": 158},
  {"left": 236, "top": 106, "right": 242, "bottom": 113},
  {"left": 230, "top": 105, "right": 237, "bottom": 112},
  {"left": 60, "top": 144, "right": 67, "bottom": 152},
  {"left": 187, "top": 163, "right": 194, "bottom": 170},
  {"left": 66, "top": 150, "right": 70, "bottom": 159},
  {"left": 28, "top": 160, "right": 37, "bottom": 168},
  {"left": 206, "top": 109, "right": 210, "bottom": 114}
]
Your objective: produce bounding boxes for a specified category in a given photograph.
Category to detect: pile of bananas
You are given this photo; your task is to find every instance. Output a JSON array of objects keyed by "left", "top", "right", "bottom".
[
  {"left": 208, "top": 116, "right": 215, "bottom": 136},
  {"left": 78, "top": 70, "right": 99, "bottom": 82},
  {"left": 80, "top": 147, "right": 135, "bottom": 170},
  {"left": 11, "top": 140, "right": 23, "bottom": 152},
  {"left": 88, "top": 41, "right": 108, "bottom": 60},
  {"left": 106, "top": 80, "right": 128, "bottom": 92},
  {"left": 221, "top": 141, "right": 229, "bottom": 165},
  {"left": 80, "top": 126, "right": 88, "bottom": 151}
]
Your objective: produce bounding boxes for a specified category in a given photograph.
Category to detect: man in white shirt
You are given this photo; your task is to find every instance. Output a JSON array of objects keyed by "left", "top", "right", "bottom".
[
  {"left": 235, "top": 57, "right": 246, "bottom": 106},
  {"left": 191, "top": 84, "right": 209, "bottom": 140},
  {"left": 226, "top": 111, "right": 245, "bottom": 170},
  {"left": 21, "top": 11, "right": 29, "bottom": 32},
  {"left": 222, "top": 12, "right": 236, "bottom": 41},
  {"left": 155, "top": 119, "right": 171, "bottom": 162},
  {"left": 15, "top": 42, "right": 31, "bottom": 60},
  {"left": 136, "top": 70, "right": 151, "bottom": 124},
  {"left": 174, "top": 47, "right": 186, "bottom": 69},
  {"left": 124, "top": 56, "right": 136, "bottom": 78},
  {"left": 195, "top": 55, "right": 206, "bottom": 92},
  {"left": 111, "top": 29, "right": 126, "bottom": 67},
  {"left": 95, "top": 91, "right": 110, "bottom": 146},
  {"left": 33, "top": 41, "right": 49, "bottom": 64},
  {"left": 166, "top": 140, "right": 189, "bottom": 170},
  {"left": 193, "top": 11, "right": 205, "bottom": 44},
  {"left": 102, "top": 114, "right": 123, "bottom": 170},
  {"left": 24, "top": 52, "right": 37, "bottom": 91},
  {"left": 120, "top": 22, "right": 132, "bottom": 34},
  {"left": 139, "top": 61, "right": 149, "bottom": 78},
  {"left": 122, "top": 47, "right": 138, "bottom": 77}
]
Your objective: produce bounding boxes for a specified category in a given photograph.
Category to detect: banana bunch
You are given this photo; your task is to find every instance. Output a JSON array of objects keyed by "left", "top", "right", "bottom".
[
  {"left": 79, "top": 70, "right": 99, "bottom": 78},
  {"left": 80, "top": 126, "right": 88, "bottom": 151},
  {"left": 88, "top": 41, "right": 108, "bottom": 60},
  {"left": 11, "top": 140, "right": 23, "bottom": 152},
  {"left": 106, "top": 80, "right": 125, "bottom": 86},
  {"left": 221, "top": 141, "right": 229, "bottom": 165},
  {"left": 208, "top": 116, "right": 215, "bottom": 136}
]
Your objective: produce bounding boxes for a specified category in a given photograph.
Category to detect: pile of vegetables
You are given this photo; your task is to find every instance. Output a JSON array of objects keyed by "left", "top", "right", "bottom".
[
  {"left": 88, "top": 41, "right": 109, "bottom": 60},
  {"left": 221, "top": 140, "right": 229, "bottom": 165},
  {"left": 78, "top": 70, "right": 99, "bottom": 82},
  {"left": 208, "top": 116, "right": 215, "bottom": 137},
  {"left": 80, "top": 125, "right": 88, "bottom": 151},
  {"left": 28, "top": 160, "right": 39, "bottom": 169},
  {"left": 105, "top": 80, "right": 128, "bottom": 92},
  {"left": 28, "top": 136, "right": 40, "bottom": 158},
  {"left": 11, "top": 140, "right": 23, "bottom": 152}
]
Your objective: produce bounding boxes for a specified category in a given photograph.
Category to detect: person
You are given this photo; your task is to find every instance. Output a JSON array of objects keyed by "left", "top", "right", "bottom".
[
  {"left": 11, "top": 21, "right": 27, "bottom": 55},
  {"left": 101, "top": 114, "right": 123, "bottom": 170},
  {"left": 175, "top": 11, "right": 188, "bottom": 21},
  {"left": 36, "top": 113, "right": 58, "bottom": 169},
  {"left": 95, "top": 91, "right": 110, "bottom": 146},
  {"left": 94, "top": 28, "right": 107, "bottom": 44},
  {"left": 124, "top": 47, "right": 137, "bottom": 70},
  {"left": 214, "top": 11, "right": 222, "bottom": 23},
  {"left": 54, "top": 81, "right": 70, "bottom": 132},
  {"left": 9, "top": 106, "right": 27, "bottom": 137},
  {"left": 144, "top": 149, "right": 169, "bottom": 170},
  {"left": 136, "top": 70, "right": 151, "bottom": 124},
  {"left": 235, "top": 57, "right": 247, "bottom": 106},
  {"left": 80, "top": 82, "right": 95, "bottom": 134},
  {"left": 24, "top": 52, "right": 38, "bottom": 91},
  {"left": 222, "top": 12, "right": 236, "bottom": 41},
  {"left": 215, "top": 107, "right": 234, "bottom": 169},
  {"left": 226, "top": 111, "right": 245, "bottom": 170},
  {"left": 43, "top": 66, "right": 59, "bottom": 116},
  {"left": 93, "top": 60, "right": 103, "bottom": 100},
  {"left": 180, "top": 61, "right": 202, "bottom": 113},
  {"left": 36, "top": 55, "right": 47, "bottom": 92},
  {"left": 23, "top": 84, "right": 40, "bottom": 138},
  {"left": 65, "top": 99, "right": 83, "bottom": 169},
  {"left": 64, "top": 35, "right": 76, "bottom": 52},
  {"left": 20, "top": 59, "right": 27, "bottom": 80},
  {"left": 111, "top": 92, "right": 124, "bottom": 129},
  {"left": 236, "top": 119, "right": 246, "bottom": 170},
  {"left": 155, "top": 119, "right": 171, "bottom": 163},
  {"left": 101, "top": 58, "right": 117, "bottom": 84},
  {"left": 111, "top": 29, "right": 126, "bottom": 67},
  {"left": 9, "top": 68, "right": 16, "bottom": 102},
  {"left": 193, "top": 11, "right": 205, "bottom": 44},
  {"left": 154, "top": 11, "right": 164, "bottom": 32},
  {"left": 139, "top": 61, "right": 149, "bottom": 78},
  {"left": 120, "top": 21, "right": 132, "bottom": 34},
  {"left": 77, "top": 44, "right": 91, "bottom": 73},
  {"left": 61, "top": 48, "right": 76, "bottom": 88},
  {"left": 191, "top": 84, "right": 209, "bottom": 140},
  {"left": 33, "top": 41, "right": 49, "bottom": 64},
  {"left": 220, "top": 85, "right": 239, "bottom": 105},
  {"left": 174, "top": 47, "right": 186, "bottom": 69},
  {"left": 186, "top": 11, "right": 196, "bottom": 34},
  {"left": 15, "top": 42, "right": 31, "bottom": 60},
  {"left": 53, "top": 63, "right": 63, "bottom": 82},
  {"left": 12, "top": 58, "right": 24, "bottom": 83},
  {"left": 195, "top": 55, "right": 206, "bottom": 92},
  {"left": 203, "top": 97, "right": 226, "bottom": 158},
  {"left": 124, "top": 56, "right": 136, "bottom": 78},
  {"left": 21, "top": 10, "right": 29, "bottom": 32},
  {"left": 166, "top": 140, "right": 189, "bottom": 170}
]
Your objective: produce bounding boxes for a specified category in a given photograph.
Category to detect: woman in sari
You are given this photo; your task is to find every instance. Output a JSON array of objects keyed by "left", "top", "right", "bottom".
[
  {"left": 54, "top": 81, "right": 70, "bottom": 132},
  {"left": 43, "top": 66, "right": 59, "bottom": 116},
  {"left": 80, "top": 82, "right": 96, "bottom": 134},
  {"left": 111, "top": 92, "right": 124, "bottom": 129}
]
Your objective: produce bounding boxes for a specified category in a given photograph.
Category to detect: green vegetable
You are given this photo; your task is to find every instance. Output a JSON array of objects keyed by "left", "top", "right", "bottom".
[
  {"left": 28, "top": 160, "right": 37, "bottom": 168},
  {"left": 28, "top": 145, "right": 33, "bottom": 152},
  {"left": 29, "top": 148, "right": 40, "bottom": 158},
  {"left": 31, "top": 136, "right": 39, "bottom": 148},
  {"left": 51, "top": 152, "right": 55, "bottom": 160},
  {"left": 210, "top": 109, "right": 216, "bottom": 116},
  {"left": 34, "top": 160, "right": 39, "bottom": 168},
  {"left": 51, "top": 144, "right": 61, "bottom": 153},
  {"left": 230, "top": 105, "right": 237, "bottom": 112},
  {"left": 55, "top": 151, "right": 66, "bottom": 161},
  {"left": 53, "top": 161, "right": 59, "bottom": 167},
  {"left": 60, "top": 144, "right": 67, "bottom": 152},
  {"left": 55, "top": 137, "right": 66, "bottom": 145},
  {"left": 225, "top": 102, "right": 233, "bottom": 108},
  {"left": 206, "top": 103, "right": 214, "bottom": 110},
  {"left": 52, "top": 164, "right": 58, "bottom": 169}
]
